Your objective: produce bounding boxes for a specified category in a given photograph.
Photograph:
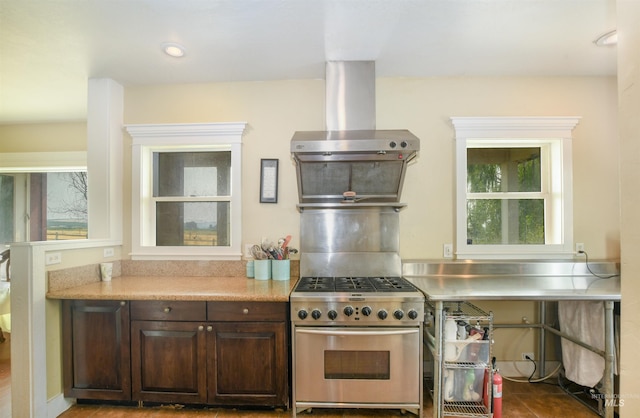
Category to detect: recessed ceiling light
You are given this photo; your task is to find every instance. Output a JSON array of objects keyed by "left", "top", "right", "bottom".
[
  {"left": 594, "top": 30, "right": 618, "bottom": 46},
  {"left": 162, "top": 42, "right": 186, "bottom": 57}
]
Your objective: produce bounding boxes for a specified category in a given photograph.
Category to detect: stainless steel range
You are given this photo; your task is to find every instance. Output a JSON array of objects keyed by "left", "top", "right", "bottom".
[
  {"left": 289, "top": 60, "right": 423, "bottom": 417},
  {"left": 291, "top": 276, "right": 424, "bottom": 326},
  {"left": 290, "top": 275, "right": 425, "bottom": 417}
]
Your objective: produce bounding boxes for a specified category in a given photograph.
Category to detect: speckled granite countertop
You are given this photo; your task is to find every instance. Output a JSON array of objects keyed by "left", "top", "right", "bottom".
[
  {"left": 46, "top": 260, "right": 299, "bottom": 302},
  {"left": 47, "top": 275, "right": 296, "bottom": 302}
]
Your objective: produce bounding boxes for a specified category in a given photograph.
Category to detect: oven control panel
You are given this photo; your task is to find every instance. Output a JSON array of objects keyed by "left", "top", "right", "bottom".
[{"left": 291, "top": 301, "right": 424, "bottom": 325}]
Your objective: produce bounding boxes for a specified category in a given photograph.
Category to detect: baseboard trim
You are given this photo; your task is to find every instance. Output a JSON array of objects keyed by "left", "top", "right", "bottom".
[{"left": 48, "top": 393, "right": 75, "bottom": 417}]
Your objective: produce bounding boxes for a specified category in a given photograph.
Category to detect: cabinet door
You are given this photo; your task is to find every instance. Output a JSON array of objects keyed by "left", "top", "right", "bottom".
[
  {"left": 62, "top": 300, "right": 131, "bottom": 400},
  {"left": 131, "top": 320, "right": 207, "bottom": 403},
  {"left": 208, "top": 321, "right": 288, "bottom": 407}
]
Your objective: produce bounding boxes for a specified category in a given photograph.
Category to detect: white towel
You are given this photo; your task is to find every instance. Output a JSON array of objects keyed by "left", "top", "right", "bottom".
[{"left": 558, "top": 300, "right": 604, "bottom": 388}]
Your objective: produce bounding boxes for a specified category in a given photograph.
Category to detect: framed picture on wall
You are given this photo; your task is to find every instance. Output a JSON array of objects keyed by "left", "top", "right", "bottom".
[{"left": 260, "top": 159, "right": 279, "bottom": 203}]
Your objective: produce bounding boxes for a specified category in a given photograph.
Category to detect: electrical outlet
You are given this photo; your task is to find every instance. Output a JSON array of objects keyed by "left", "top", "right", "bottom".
[
  {"left": 46, "top": 252, "right": 62, "bottom": 265},
  {"left": 522, "top": 352, "right": 535, "bottom": 361},
  {"left": 103, "top": 247, "right": 114, "bottom": 258},
  {"left": 575, "top": 243, "right": 585, "bottom": 253},
  {"left": 244, "top": 244, "right": 254, "bottom": 258},
  {"left": 443, "top": 244, "right": 453, "bottom": 258}
]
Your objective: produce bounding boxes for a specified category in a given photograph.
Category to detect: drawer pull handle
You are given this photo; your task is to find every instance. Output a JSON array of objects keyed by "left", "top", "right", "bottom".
[
  {"left": 120, "top": 301, "right": 126, "bottom": 306},
  {"left": 207, "top": 326, "right": 213, "bottom": 332},
  {"left": 243, "top": 308, "right": 249, "bottom": 314},
  {"left": 164, "top": 307, "right": 172, "bottom": 313},
  {"left": 198, "top": 325, "right": 204, "bottom": 331}
]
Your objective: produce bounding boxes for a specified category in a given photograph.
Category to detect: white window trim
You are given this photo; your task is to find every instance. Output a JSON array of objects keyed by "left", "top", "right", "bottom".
[
  {"left": 451, "top": 116, "right": 580, "bottom": 260},
  {"left": 126, "top": 122, "right": 247, "bottom": 260}
]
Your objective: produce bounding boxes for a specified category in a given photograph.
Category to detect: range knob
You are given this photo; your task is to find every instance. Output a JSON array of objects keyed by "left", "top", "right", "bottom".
[
  {"left": 298, "top": 310, "right": 308, "bottom": 320},
  {"left": 311, "top": 309, "right": 322, "bottom": 320},
  {"left": 328, "top": 310, "right": 338, "bottom": 320},
  {"left": 393, "top": 309, "right": 404, "bottom": 320},
  {"left": 377, "top": 309, "right": 388, "bottom": 320},
  {"left": 400, "top": 141, "right": 408, "bottom": 148},
  {"left": 361, "top": 306, "right": 372, "bottom": 316},
  {"left": 389, "top": 141, "right": 397, "bottom": 148},
  {"left": 407, "top": 309, "right": 419, "bottom": 320},
  {"left": 343, "top": 306, "right": 354, "bottom": 317}
]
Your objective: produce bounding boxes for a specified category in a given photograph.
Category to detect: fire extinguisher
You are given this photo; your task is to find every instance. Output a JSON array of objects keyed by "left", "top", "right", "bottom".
[
  {"left": 484, "top": 357, "right": 503, "bottom": 418},
  {"left": 492, "top": 357, "right": 503, "bottom": 418}
]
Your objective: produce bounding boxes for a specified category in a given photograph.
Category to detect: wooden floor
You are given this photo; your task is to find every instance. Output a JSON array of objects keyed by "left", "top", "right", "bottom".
[
  {"left": 56, "top": 380, "right": 601, "bottom": 417},
  {"left": 0, "top": 333, "right": 11, "bottom": 418},
  {"left": 0, "top": 333, "right": 600, "bottom": 418}
]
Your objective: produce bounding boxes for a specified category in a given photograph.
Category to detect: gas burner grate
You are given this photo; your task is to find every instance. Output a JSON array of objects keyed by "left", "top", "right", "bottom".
[
  {"left": 370, "top": 276, "right": 417, "bottom": 292},
  {"left": 295, "top": 276, "right": 335, "bottom": 292},
  {"left": 335, "top": 277, "right": 376, "bottom": 292},
  {"left": 294, "top": 276, "right": 419, "bottom": 293}
]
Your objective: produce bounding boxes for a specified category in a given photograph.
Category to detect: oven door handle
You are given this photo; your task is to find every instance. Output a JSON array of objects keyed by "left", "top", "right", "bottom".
[{"left": 295, "top": 328, "right": 419, "bottom": 337}]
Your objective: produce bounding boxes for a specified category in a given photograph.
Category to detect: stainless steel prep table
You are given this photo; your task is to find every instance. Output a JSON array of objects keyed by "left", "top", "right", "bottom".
[{"left": 403, "top": 260, "right": 620, "bottom": 418}]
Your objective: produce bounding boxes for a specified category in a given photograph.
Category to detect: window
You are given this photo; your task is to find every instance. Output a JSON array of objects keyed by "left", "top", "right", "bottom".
[
  {"left": 154, "top": 151, "right": 231, "bottom": 247},
  {"left": 127, "top": 123, "right": 246, "bottom": 260},
  {"left": 0, "top": 172, "right": 88, "bottom": 243},
  {"left": 0, "top": 175, "right": 14, "bottom": 245},
  {"left": 0, "top": 152, "right": 89, "bottom": 244},
  {"left": 452, "top": 117, "right": 580, "bottom": 259}
]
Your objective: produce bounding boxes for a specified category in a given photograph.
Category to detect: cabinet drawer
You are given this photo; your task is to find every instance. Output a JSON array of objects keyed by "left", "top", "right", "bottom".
[
  {"left": 208, "top": 301, "right": 287, "bottom": 321},
  {"left": 130, "top": 300, "right": 206, "bottom": 321}
]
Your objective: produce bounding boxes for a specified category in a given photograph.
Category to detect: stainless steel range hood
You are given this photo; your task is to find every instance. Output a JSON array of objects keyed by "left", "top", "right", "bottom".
[{"left": 291, "top": 61, "right": 420, "bottom": 209}]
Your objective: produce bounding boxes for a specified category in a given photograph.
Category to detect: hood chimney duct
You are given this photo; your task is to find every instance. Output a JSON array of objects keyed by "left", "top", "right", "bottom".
[{"left": 325, "top": 61, "right": 376, "bottom": 131}]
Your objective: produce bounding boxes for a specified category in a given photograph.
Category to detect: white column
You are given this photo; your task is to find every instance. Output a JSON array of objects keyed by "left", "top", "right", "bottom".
[
  {"left": 10, "top": 243, "right": 47, "bottom": 417},
  {"left": 87, "top": 78, "right": 123, "bottom": 241},
  {"left": 617, "top": 1, "right": 640, "bottom": 414}
]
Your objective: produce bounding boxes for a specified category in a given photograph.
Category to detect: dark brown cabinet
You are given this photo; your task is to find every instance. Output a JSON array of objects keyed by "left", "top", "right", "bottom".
[
  {"left": 130, "top": 301, "right": 208, "bottom": 403},
  {"left": 207, "top": 302, "right": 288, "bottom": 407},
  {"left": 129, "top": 300, "right": 288, "bottom": 408},
  {"left": 62, "top": 299, "right": 131, "bottom": 401},
  {"left": 63, "top": 299, "right": 289, "bottom": 408}
]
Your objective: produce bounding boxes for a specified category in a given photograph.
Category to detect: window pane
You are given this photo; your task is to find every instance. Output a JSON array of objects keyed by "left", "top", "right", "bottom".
[
  {"left": 467, "top": 199, "right": 544, "bottom": 245},
  {"left": 46, "top": 172, "right": 88, "bottom": 240},
  {"left": 154, "top": 151, "right": 231, "bottom": 197},
  {"left": 0, "top": 175, "right": 14, "bottom": 245},
  {"left": 156, "top": 202, "right": 230, "bottom": 246},
  {"left": 467, "top": 148, "right": 541, "bottom": 193}
]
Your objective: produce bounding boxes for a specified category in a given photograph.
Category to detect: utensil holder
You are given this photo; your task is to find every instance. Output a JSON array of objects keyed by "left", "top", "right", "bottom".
[
  {"left": 271, "top": 259, "right": 290, "bottom": 281},
  {"left": 254, "top": 260, "right": 271, "bottom": 280},
  {"left": 246, "top": 260, "right": 254, "bottom": 278}
]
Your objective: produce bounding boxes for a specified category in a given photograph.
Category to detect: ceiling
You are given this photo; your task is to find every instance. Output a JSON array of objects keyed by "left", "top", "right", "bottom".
[{"left": 0, "top": 0, "right": 617, "bottom": 125}]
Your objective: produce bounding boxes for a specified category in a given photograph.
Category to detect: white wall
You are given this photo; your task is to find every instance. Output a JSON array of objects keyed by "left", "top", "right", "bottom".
[
  {"left": 2, "top": 77, "right": 619, "bottom": 260},
  {"left": 0, "top": 122, "right": 86, "bottom": 152},
  {"left": 380, "top": 77, "right": 619, "bottom": 259},
  {"left": 124, "top": 76, "right": 619, "bottom": 260},
  {"left": 123, "top": 79, "right": 325, "bottom": 258}
]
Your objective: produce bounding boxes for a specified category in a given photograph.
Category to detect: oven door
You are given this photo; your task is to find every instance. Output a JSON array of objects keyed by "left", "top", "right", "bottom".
[{"left": 294, "top": 326, "right": 421, "bottom": 404}]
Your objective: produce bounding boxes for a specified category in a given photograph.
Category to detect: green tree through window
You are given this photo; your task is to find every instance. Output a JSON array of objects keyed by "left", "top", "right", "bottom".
[{"left": 466, "top": 148, "right": 544, "bottom": 245}]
